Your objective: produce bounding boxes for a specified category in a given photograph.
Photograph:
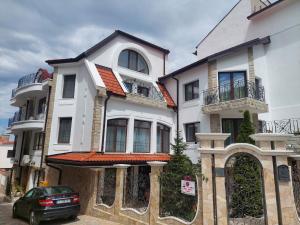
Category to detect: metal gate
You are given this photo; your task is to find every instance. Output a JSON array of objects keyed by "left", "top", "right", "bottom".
[{"left": 225, "top": 153, "right": 266, "bottom": 225}]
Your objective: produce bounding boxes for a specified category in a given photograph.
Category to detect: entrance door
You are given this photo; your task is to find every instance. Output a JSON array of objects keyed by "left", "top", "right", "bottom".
[{"left": 222, "top": 119, "right": 243, "bottom": 145}]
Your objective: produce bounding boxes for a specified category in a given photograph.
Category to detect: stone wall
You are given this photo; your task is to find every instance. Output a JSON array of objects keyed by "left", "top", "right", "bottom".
[
  {"left": 208, "top": 60, "right": 217, "bottom": 89},
  {"left": 210, "top": 114, "right": 221, "bottom": 133},
  {"left": 91, "top": 95, "right": 104, "bottom": 151}
]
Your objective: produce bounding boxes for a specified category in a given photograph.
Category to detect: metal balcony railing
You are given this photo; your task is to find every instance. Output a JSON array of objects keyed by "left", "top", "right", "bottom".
[
  {"left": 7, "top": 109, "right": 46, "bottom": 128},
  {"left": 260, "top": 118, "right": 300, "bottom": 135},
  {"left": 8, "top": 111, "right": 21, "bottom": 127},
  {"left": 11, "top": 71, "right": 51, "bottom": 98},
  {"left": 203, "top": 80, "right": 265, "bottom": 105},
  {"left": 122, "top": 80, "right": 164, "bottom": 102}
]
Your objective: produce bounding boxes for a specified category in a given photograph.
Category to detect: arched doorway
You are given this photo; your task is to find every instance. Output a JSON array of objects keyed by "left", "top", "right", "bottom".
[{"left": 225, "top": 153, "right": 266, "bottom": 225}]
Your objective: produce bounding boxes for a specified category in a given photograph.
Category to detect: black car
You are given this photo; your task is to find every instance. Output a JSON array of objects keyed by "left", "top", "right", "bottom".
[{"left": 12, "top": 186, "right": 80, "bottom": 225}]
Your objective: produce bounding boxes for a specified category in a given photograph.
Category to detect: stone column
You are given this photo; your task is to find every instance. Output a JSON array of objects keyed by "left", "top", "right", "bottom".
[
  {"left": 200, "top": 153, "right": 214, "bottom": 225},
  {"left": 262, "top": 157, "right": 279, "bottom": 225},
  {"left": 208, "top": 60, "right": 217, "bottom": 89},
  {"left": 276, "top": 156, "right": 299, "bottom": 225},
  {"left": 248, "top": 47, "right": 256, "bottom": 82},
  {"left": 252, "top": 113, "right": 259, "bottom": 133},
  {"left": 90, "top": 95, "right": 103, "bottom": 151},
  {"left": 215, "top": 155, "right": 228, "bottom": 225},
  {"left": 147, "top": 161, "right": 167, "bottom": 225},
  {"left": 113, "top": 164, "right": 130, "bottom": 215},
  {"left": 210, "top": 114, "right": 221, "bottom": 133}
]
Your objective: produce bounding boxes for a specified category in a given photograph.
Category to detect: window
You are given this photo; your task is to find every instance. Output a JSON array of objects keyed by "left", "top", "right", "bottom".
[
  {"left": 218, "top": 71, "right": 246, "bottom": 101},
  {"left": 137, "top": 86, "right": 149, "bottom": 97},
  {"left": 58, "top": 117, "right": 72, "bottom": 143},
  {"left": 105, "top": 119, "right": 127, "bottom": 152},
  {"left": 33, "top": 132, "right": 44, "bottom": 150},
  {"left": 124, "top": 82, "right": 133, "bottom": 93},
  {"left": 118, "top": 49, "right": 149, "bottom": 74},
  {"left": 134, "top": 120, "right": 151, "bottom": 152},
  {"left": 222, "top": 119, "right": 243, "bottom": 146},
  {"left": 185, "top": 122, "right": 200, "bottom": 142},
  {"left": 62, "top": 75, "right": 76, "bottom": 98},
  {"left": 38, "top": 97, "right": 46, "bottom": 114},
  {"left": 157, "top": 123, "right": 170, "bottom": 153},
  {"left": 185, "top": 80, "right": 199, "bottom": 101}
]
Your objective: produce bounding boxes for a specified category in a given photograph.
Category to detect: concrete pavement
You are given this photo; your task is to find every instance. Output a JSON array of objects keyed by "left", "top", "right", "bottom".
[{"left": 0, "top": 202, "right": 122, "bottom": 225}]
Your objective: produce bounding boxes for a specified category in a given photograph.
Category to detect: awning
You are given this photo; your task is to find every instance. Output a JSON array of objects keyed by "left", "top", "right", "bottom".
[{"left": 46, "top": 152, "right": 170, "bottom": 167}]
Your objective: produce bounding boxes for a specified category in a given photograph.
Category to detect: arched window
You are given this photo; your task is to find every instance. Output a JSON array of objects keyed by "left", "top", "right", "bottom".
[{"left": 118, "top": 49, "right": 149, "bottom": 74}]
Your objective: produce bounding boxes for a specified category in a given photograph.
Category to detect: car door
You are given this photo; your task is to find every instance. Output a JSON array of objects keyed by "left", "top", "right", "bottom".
[
  {"left": 22, "top": 188, "right": 37, "bottom": 218},
  {"left": 16, "top": 188, "right": 35, "bottom": 218}
]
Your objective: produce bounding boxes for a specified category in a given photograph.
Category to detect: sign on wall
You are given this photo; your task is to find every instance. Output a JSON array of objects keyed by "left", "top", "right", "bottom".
[
  {"left": 278, "top": 165, "right": 290, "bottom": 182},
  {"left": 181, "top": 179, "right": 196, "bottom": 196}
]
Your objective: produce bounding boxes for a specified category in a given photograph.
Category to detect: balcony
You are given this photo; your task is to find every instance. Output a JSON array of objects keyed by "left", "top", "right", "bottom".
[
  {"left": 8, "top": 110, "right": 45, "bottom": 132},
  {"left": 261, "top": 118, "right": 300, "bottom": 134},
  {"left": 122, "top": 79, "right": 167, "bottom": 108},
  {"left": 10, "top": 71, "right": 51, "bottom": 106},
  {"left": 202, "top": 80, "right": 268, "bottom": 114}
]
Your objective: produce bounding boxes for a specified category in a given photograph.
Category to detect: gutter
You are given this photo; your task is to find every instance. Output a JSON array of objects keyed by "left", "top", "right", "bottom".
[
  {"left": 100, "top": 92, "right": 112, "bottom": 153},
  {"left": 37, "top": 85, "right": 52, "bottom": 186},
  {"left": 46, "top": 163, "right": 62, "bottom": 185}
]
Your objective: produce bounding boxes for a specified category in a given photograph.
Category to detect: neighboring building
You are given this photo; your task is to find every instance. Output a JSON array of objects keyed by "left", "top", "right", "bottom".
[
  {"left": 7, "top": 69, "right": 52, "bottom": 191},
  {"left": 0, "top": 135, "right": 14, "bottom": 195},
  {"left": 159, "top": 0, "right": 300, "bottom": 161},
  {"left": 0, "top": 135, "right": 14, "bottom": 169}
]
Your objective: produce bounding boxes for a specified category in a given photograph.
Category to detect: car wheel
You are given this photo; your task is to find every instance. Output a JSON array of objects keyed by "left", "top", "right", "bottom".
[
  {"left": 12, "top": 205, "right": 17, "bottom": 218},
  {"left": 29, "top": 211, "right": 40, "bottom": 225},
  {"left": 69, "top": 215, "right": 77, "bottom": 220}
]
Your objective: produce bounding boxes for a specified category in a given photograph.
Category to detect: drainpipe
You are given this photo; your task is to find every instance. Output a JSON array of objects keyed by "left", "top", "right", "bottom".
[
  {"left": 46, "top": 163, "right": 62, "bottom": 185},
  {"left": 37, "top": 86, "right": 52, "bottom": 186},
  {"left": 172, "top": 77, "right": 179, "bottom": 139},
  {"left": 100, "top": 92, "right": 112, "bottom": 153}
]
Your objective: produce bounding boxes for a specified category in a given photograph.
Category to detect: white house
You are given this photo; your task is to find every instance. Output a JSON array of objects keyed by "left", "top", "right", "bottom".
[{"left": 159, "top": 0, "right": 300, "bottom": 162}]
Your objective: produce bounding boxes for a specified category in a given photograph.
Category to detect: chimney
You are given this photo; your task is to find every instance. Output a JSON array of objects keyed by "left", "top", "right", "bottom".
[{"left": 250, "top": 0, "right": 270, "bottom": 13}]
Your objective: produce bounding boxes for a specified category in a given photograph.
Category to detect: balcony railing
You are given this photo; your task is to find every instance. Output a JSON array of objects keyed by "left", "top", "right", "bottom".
[
  {"left": 261, "top": 118, "right": 300, "bottom": 135},
  {"left": 8, "top": 109, "right": 45, "bottom": 128},
  {"left": 122, "top": 80, "right": 164, "bottom": 102},
  {"left": 203, "top": 80, "right": 265, "bottom": 105},
  {"left": 11, "top": 71, "right": 51, "bottom": 98}
]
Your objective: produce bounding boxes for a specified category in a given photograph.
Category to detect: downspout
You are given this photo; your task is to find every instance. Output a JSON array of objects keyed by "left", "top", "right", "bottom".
[
  {"left": 100, "top": 92, "right": 112, "bottom": 153},
  {"left": 172, "top": 77, "right": 179, "bottom": 139},
  {"left": 163, "top": 53, "right": 166, "bottom": 75},
  {"left": 46, "top": 163, "right": 62, "bottom": 185},
  {"left": 37, "top": 85, "right": 52, "bottom": 186}
]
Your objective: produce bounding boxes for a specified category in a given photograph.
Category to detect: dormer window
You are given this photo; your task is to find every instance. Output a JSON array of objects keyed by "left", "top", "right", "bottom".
[{"left": 118, "top": 49, "right": 149, "bottom": 74}]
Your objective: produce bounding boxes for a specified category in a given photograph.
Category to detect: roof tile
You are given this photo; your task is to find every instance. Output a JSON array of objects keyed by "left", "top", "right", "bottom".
[{"left": 157, "top": 83, "right": 176, "bottom": 108}]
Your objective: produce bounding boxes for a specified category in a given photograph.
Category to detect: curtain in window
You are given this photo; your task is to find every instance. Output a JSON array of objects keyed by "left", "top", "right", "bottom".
[
  {"left": 105, "top": 119, "right": 127, "bottom": 152},
  {"left": 134, "top": 121, "right": 151, "bottom": 153},
  {"left": 58, "top": 118, "right": 72, "bottom": 143},
  {"left": 157, "top": 123, "right": 170, "bottom": 153}
]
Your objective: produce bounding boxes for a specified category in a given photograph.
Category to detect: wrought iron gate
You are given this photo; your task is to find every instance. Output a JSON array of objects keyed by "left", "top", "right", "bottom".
[{"left": 225, "top": 153, "right": 266, "bottom": 225}]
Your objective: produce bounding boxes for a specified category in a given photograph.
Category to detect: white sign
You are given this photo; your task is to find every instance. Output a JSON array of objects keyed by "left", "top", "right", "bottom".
[{"left": 181, "top": 180, "right": 195, "bottom": 196}]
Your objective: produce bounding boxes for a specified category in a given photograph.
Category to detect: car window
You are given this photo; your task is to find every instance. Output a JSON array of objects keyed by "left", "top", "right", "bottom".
[
  {"left": 24, "top": 189, "right": 36, "bottom": 198},
  {"left": 32, "top": 189, "right": 43, "bottom": 198},
  {"left": 43, "top": 186, "right": 74, "bottom": 195}
]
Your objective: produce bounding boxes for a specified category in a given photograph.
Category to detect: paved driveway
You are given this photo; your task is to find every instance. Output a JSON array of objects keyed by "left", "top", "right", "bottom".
[{"left": 0, "top": 202, "right": 121, "bottom": 225}]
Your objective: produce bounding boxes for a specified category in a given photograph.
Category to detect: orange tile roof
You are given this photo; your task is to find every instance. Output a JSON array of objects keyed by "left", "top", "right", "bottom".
[
  {"left": 96, "top": 65, "right": 126, "bottom": 96},
  {"left": 46, "top": 152, "right": 170, "bottom": 166},
  {"left": 157, "top": 82, "right": 176, "bottom": 108}
]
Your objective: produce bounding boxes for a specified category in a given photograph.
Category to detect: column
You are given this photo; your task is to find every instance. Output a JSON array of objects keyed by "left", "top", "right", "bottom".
[
  {"left": 147, "top": 161, "right": 167, "bottom": 225},
  {"left": 113, "top": 164, "right": 130, "bottom": 215},
  {"left": 126, "top": 117, "right": 134, "bottom": 153},
  {"left": 150, "top": 120, "right": 157, "bottom": 153}
]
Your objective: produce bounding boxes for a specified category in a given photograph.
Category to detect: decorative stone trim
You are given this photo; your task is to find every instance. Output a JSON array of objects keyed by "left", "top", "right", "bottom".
[
  {"left": 247, "top": 47, "right": 255, "bottom": 82},
  {"left": 210, "top": 114, "right": 221, "bottom": 133},
  {"left": 91, "top": 94, "right": 104, "bottom": 151},
  {"left": 125, "top": 93, "right": 169, "bottom": 109},
  {"left": 202, "top": 97, "right": 268, "bottom": 114},
  {"left": 208, "top": 60, "right": 217, "bottom": 89}
]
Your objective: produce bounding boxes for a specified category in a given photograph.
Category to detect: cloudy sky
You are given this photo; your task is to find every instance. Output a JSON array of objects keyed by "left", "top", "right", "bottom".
[{"left": 0, "top": 0, "right": 239, "bottom": 133}]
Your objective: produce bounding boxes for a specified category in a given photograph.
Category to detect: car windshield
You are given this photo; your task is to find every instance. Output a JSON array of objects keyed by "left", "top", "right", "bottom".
[{"left": 43, "top": 186, "right": 73, "bottom": 195}]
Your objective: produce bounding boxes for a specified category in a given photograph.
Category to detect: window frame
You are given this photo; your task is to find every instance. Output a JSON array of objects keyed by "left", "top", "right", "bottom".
[
  {"left": 105, "top": 118, "right": 128, "bottom": 153},
  {"left": 33, "top": 132, "right": 44, "bottom": 150},
  {"left": 37, "top": 97, "right": 46, "bottom": 115},
  {"left": 133, "top": 120, "right": 151, "bottom": 153},
  {"left": 185, "top": 122, "right": 200, "bottom": 143},
  {"left": 118, "top": 49, "right": 149, "bottom": 74},
  {"left": 137, "top": 86, "right": 149, "bottom": 97},
  {"left": 57, "top": 117, "right": 72, "bottom": 144},
  {"left": 157, "top": 123, "right": 170, "bottom": 153},
  {"left": 184, "top": 80, "right": 199, "bottom": 101},
  {"left": 62, "top": 74, "right": 76, "bottom": 99}
]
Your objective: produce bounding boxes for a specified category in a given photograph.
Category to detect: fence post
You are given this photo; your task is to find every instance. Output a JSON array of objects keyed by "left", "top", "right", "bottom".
[
  {"left": 147, "top": 161, "right": 167, "bottom": 225},
  {"left": 113, "top": 164, "right": 130, "bottom": 216}
]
